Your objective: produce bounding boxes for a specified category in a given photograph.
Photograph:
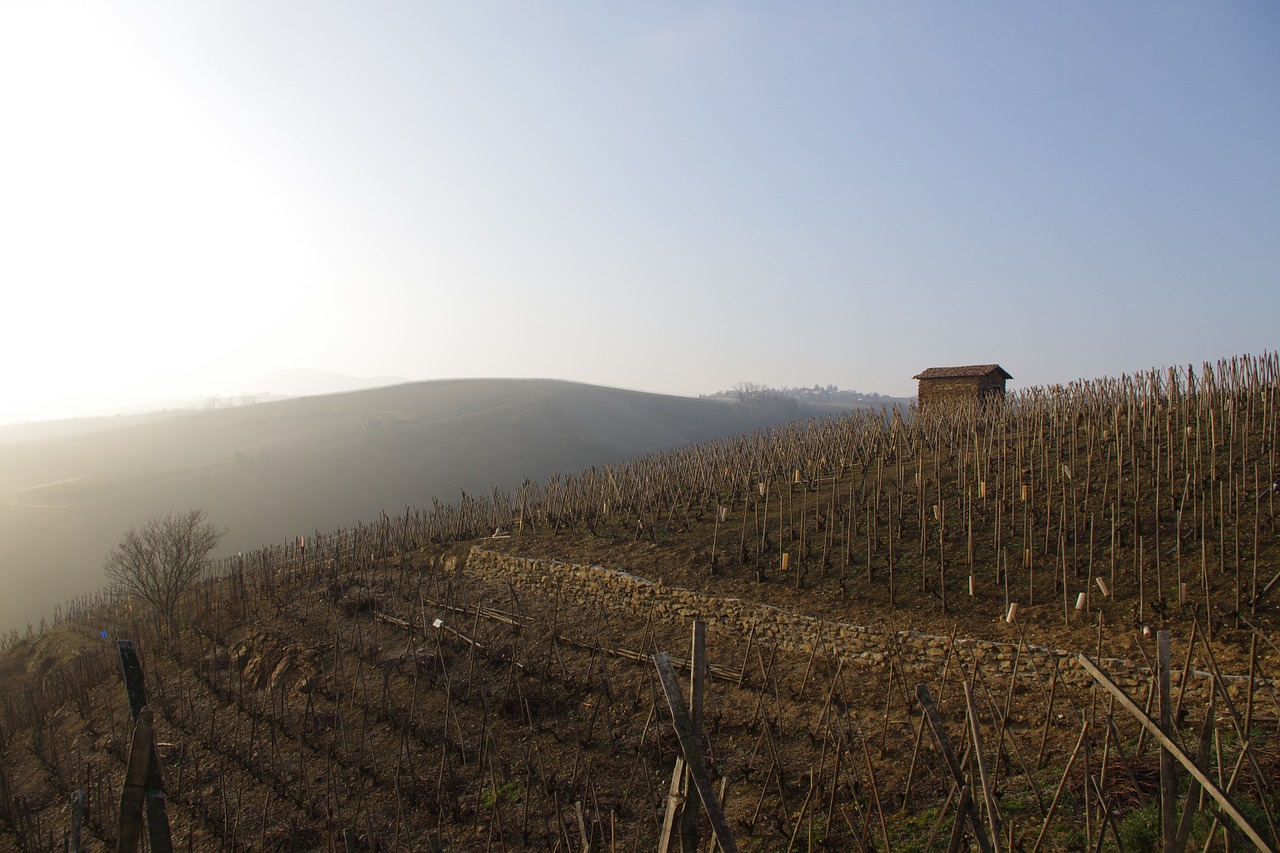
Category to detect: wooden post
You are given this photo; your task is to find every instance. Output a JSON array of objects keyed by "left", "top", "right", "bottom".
[
  {"left": 652, "top": 653, "right": 738, "bottom": 853},
  {"left": 1075, "top": 654, "right": 1274, "bottom": 853},
  {"left": 963, "top": 681, "right": 1002, "bottom": 853},
  {"left": 679, "top": 622, "right": 707, "bottom": 852},
  {"left": 1245, "top": 634, "right": 1258, "bottom": 740},
  {"left": 1031, "top": 720, "right": 1088, "bottom": 853},
  {"left": 1158, "top": 630, "right": 1176, "bottom": 853},
  {"left": 115, "top": 707, "right": 154, "bottom": 853},
  {"left": 915, "top": 683, "right": 994, "bottom": 853},
  {"left": 784, "top": 768, "right": 817, "bottom": 853},
  {"left": 116, "top": 641, "right": 173, "bottom": 853},
  {"left": 1174, "top": 701, "right": 1215, "bottom": 851},
  {"left": 70, "top": 790, "right": 85, "bottom": 853},
  {"left": 1173, "top": 619, "right": 1199, "bottom": 728}
]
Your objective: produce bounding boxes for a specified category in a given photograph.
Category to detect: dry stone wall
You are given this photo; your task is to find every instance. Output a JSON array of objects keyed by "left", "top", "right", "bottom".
[{"left": 465, "top": 548, "right": 1270, "bottom": 705}]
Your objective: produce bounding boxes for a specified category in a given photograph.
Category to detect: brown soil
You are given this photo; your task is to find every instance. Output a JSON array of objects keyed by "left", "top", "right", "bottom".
[{"left": 1, "top": 534, "right": 1275, "bottom": 852}]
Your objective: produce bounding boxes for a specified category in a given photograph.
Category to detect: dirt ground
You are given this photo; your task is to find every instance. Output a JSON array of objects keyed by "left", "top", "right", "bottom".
[{"left": 0, "top": 532, "right": 1276, "bottom": 852}]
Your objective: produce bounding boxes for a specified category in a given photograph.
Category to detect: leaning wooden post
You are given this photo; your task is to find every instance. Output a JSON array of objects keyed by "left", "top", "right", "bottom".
[
  {"left": 652, "top": 652, "right": 738, "bottom": 853},
  {"left": 116, "top": 707, "right": 155, "bottom": 853},
  {"left": 1199, "top": 747, "right": 1253, "bottom": 853},
  {"left": 963, "top": 681, "right": 1002, "bottom": 853},
  {"left": 679, "top": 621, "right": 707, "bottom": 852},
  {"left": 915, "top": 683, "right": 994, "bottom": 853},
  {"left": 657, "top": 757, "right": 688, "bottom": 853},
  {"left": 1075, "top": 654, "right": 1275, "bottom": 853},
  {"left": 1031, "top": 719, "right": 1088, "bottom": 853},
  {"left": 1174, "top": 700, "right": 1215, "bottom": 851},
  {"left": 1158, "top": 629, "right": 1177, "bottom": 853},
  {"left": 117, "top": 640, "right": 173, "bottom": 853},
  {"left": 70, "top": 790, "right": 85, "bottom": 853}
]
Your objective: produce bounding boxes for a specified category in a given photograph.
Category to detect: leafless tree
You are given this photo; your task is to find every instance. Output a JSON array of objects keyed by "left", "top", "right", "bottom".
[
  {"left": 104, "top": 508, "right": 223, "bottom": 640},
  {"left": 733, "top": 382, "right": 766, "bottom": 404}
]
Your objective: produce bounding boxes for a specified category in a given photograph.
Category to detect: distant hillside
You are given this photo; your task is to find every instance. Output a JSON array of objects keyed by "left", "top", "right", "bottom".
[
  {"left": 0, "top": 379, "right": 829, "bottom": 633},
  {"left": 0, "top": 368, "right": 409, "bottom": 428},
  {"left": 242, "top": 367, "right": 412, "bottom": 398}
]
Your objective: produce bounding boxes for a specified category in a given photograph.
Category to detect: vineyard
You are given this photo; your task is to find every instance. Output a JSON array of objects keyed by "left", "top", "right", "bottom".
[{"left": 1, "top": 353, "right": 1279, "bottom": 851}]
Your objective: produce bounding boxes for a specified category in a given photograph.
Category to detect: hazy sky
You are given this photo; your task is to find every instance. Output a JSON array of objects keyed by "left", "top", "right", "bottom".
[{"left": 2, "top": 2, "right": 1277, "bottom": 423}]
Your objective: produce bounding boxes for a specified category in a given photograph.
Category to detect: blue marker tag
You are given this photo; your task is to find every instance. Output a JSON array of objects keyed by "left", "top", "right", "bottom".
[{"left": 100, "top": 631, "right": 108, "bottom": 639}]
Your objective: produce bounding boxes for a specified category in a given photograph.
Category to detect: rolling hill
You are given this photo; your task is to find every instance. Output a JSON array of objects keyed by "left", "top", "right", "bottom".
[{"left": 0, "top": 378, "right": 866, "bottom": 634}]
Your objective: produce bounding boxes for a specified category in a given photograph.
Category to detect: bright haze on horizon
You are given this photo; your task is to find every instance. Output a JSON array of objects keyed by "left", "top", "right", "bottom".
[{"left": 2, "top": 3, "right": 1277, "bottom": 425}]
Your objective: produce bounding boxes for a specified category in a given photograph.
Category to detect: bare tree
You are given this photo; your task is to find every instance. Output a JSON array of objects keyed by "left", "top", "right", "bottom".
[
  {"left": 733, "top": 382, "right": 766, "bottom": 404},
  {"left": 105, "top": 508, "right": 224, "bottom": 639}
]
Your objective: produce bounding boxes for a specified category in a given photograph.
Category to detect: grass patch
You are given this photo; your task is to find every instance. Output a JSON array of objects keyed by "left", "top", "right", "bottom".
[
  {"left": 1117, "top": 803, "right": 1162, "bottom": 853},
  {"left": 480, "top": 778, "right": 524, "bottom": 810}
]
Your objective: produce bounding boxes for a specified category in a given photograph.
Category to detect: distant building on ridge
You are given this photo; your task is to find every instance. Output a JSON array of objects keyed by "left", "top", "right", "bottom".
[{"left": 913, "top": 364, "right": 1012, "bottom": 410}]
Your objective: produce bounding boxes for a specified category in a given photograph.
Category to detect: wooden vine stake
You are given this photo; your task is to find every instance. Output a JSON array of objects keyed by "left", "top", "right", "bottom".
[
  {"left": 915, "top": 683, "right": 993, "bottom": 853},
  {"left": 1157, "top": 629, "right": 1176, "bottom": 853},
  {"left": 69, "top": 790, "right": 85, "bottom": 853},
  {"left": 653, "top": 637, "right": 738, "bottom": 853},
  {"left": 115, "top": 640, "right": 173, "bottom": 853},
  {"left": 1076, "top": 653, "right": 1275, "bottom": 853},
  {"left": 680, "top": 621, "right": 707, "bottom": 851},
  {"left": 963, "top": 680, "right": 1002, "bottom": 853}
]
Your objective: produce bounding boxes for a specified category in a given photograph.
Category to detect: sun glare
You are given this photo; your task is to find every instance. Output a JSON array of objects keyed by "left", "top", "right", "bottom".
[{"left": 1, "top": 4, "right": 325, "bottom": 420}]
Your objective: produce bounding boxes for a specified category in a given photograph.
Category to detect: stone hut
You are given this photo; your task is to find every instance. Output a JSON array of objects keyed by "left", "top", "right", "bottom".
[{"left": 913, "top": 364, "right": 1012, "bottom": 409}]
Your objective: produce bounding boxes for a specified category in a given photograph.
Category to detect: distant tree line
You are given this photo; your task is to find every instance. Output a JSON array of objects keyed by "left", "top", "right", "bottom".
[
  {"left": 700, "top": 382, "right": 904, "bottom": 408},
  {"left": 203, "top": 394, "right": 260, "bottom": 409}
]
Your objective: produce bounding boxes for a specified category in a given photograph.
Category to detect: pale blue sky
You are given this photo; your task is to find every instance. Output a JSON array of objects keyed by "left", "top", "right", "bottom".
[{"left": 2, "top": 2, "right": 1277, "bottom": 422}]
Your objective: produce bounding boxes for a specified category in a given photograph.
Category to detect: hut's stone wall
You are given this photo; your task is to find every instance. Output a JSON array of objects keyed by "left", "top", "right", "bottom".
[{"left": 917, "top": 375, "right": 1007, "bottom": 409}]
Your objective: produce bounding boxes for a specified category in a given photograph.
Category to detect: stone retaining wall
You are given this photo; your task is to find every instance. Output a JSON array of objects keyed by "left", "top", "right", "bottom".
[{"left": 464, "top": 549, "right": 1273, "bottom": 706}]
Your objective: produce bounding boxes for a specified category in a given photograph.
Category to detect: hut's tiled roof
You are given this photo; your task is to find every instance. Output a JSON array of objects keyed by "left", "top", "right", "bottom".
[{"left": 913, "top": 364, "right": 1012, "bottom": 380}]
